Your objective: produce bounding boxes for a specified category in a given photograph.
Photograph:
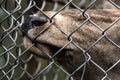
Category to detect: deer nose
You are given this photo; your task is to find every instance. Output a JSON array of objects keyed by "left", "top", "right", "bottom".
[
  {"left": 30, "top": 15, "right": 48, "bottom": 26},
  {"left": 20, "top": 15, "right": 48, "bottom": 35}
]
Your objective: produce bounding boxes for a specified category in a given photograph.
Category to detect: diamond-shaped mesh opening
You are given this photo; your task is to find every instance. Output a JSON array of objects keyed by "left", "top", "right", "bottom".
[
  {"left": 105, "top": 20, "right": 120, "bottom": 46},
  {"left": 88, "top": 37, "right": 120, "bottom": 68}
]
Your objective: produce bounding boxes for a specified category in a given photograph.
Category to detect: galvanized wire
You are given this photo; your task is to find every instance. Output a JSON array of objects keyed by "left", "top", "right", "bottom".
[{"left": 0, "top": 0, "right": 120, "bottom": 80}]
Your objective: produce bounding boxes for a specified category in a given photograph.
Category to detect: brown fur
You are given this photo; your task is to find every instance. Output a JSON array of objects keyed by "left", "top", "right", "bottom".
[{"left": 22, "top": 9, "right": 120, "bottom": 80}]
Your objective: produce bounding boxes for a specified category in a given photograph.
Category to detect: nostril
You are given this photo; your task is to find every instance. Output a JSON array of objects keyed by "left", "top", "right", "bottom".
[
  {"left": 31, "top": 16, "right": 48, "bottom": 26},
  {"left": 20, "top": 16, "right": 48, "bottom": 35}
]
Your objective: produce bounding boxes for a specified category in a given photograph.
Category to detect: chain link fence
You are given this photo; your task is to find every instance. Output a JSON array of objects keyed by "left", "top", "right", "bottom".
[{"left": 0, "top": 0, "right": 120, "bottom": 80}]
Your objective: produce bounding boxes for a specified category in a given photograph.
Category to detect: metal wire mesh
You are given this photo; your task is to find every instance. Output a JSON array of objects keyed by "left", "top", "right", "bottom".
[{"left": 0, "top": 0, "right": 120, "bottom": 80}]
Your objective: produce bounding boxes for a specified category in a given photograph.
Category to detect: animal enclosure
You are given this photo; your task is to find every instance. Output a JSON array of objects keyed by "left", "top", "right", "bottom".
[{"left": 0, "top": 0, "right": 120, "bottom": 80}]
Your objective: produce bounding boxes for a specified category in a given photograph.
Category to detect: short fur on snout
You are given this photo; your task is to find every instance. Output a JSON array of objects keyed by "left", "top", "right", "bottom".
[{"left": 21, "top": 9, "right": 120, "bottom": 80}]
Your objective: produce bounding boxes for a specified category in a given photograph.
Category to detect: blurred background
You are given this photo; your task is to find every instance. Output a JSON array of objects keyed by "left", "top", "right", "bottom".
[{"left": 0, "top": 0, "right": 120, "bottom": 80}]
